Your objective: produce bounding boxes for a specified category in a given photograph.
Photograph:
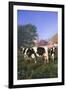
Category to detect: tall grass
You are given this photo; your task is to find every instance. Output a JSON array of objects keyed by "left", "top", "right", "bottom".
[{"left": 17, "top": 53, "right": 58, "bottom": 80}]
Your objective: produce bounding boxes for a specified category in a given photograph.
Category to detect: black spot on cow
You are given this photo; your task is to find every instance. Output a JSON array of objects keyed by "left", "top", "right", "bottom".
[
  {"left": 37, "top": 47, "right": 45, "bottom": 56},
  {"left": 26, "top": 48, "right": 36, "bottom": 58},
  {"left": 23, "top": 48, "right": 26, "bottom": 54}
]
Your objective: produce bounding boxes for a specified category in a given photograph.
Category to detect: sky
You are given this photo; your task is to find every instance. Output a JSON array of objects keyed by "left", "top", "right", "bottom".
[{"left": 17, "top": 10, "right": 58, "bottom": 40}]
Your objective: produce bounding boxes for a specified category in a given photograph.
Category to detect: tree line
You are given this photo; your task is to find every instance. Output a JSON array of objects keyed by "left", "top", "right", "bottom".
[{"left": 18, "top": 24, "right": 38, "bottom": 48}]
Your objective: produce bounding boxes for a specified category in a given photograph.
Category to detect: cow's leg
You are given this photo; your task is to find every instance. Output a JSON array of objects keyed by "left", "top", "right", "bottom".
[
  {"left": 46, "top": 55, "right": 49, "bottom": 63},
  {"left": 43, "top": 54, "right": 49, "bottom": 63},
  {"left": 45, "top": 56, "right": 49, "bottom": 63},
  {"left": 51, "top": 54, "right": 54, "bottom": 62},
  {"left": 42, "top": 54, "right": 46, "bottom": 63},
  {"left": 31, "top": 54, "right": 37, "bottom": 63}
]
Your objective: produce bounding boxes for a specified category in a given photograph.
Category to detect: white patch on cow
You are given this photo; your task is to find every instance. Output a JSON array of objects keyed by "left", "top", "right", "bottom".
[
  {"left": 32, "top": 47, "right": 40, "bottom": 57},
  {"left": 51, "top": 49, "right": 52, "bottom": 50},
  {"left": 24, "top": 48, "right": 28, "bottom": 55},
  {"left": 32, "top": 47, "right": 37, "bottom": 53},
  {"left": 36, "top": 53, "right": 41, "bottom": 57},
  {"left": 53, "top": 47, "right": 55, "bottom": 52},
  {"left": 51, "top": 53, "right": 54, "bottom": 61},
  {"left": 23, "top": 48, "right": 29, "bottom": 60},
  {"left": 31, "top": 54, "right": 35, "bottom": 59}
]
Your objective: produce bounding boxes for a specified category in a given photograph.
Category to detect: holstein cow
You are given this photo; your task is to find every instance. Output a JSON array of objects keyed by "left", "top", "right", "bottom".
[
  {"left": 48, "top": 46, "right": 57, "bottom": 62},
  {"left": 21, "top": 46, "right": 49, "bottom": 63},
  {"left": 22, "top": 48, "right": 37, "bottom": 63},
  {"left": 36, "top": 46, "right": 49, "bottom": 63}
]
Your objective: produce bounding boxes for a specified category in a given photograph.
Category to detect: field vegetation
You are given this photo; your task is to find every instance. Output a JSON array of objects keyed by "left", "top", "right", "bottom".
[{"left": 17, "top": 52, "right": 58, "bottom": 80}]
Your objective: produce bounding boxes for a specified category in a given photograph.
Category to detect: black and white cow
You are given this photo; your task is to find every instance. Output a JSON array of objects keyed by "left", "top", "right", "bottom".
[
  {"left": 36, "top": 46, "right": 49, "bottom": 63},
  {"left": 48, "top": 46, "right": 57, "bottom": 62},
  {"left": 22, "top": 48, "right": 37, "bottom": 63},
  {"left": 20, "top": 46, "right": 49, "bottom": 63}
]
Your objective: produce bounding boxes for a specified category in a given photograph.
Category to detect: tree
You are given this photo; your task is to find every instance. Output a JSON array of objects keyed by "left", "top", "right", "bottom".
[{"left": 18, "top": 24, "right": 38, "bottom": 48}]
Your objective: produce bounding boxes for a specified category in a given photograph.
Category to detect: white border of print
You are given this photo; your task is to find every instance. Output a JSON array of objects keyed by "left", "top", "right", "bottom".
[{"left": 13, "top": 5, "right": 62, "bottom": 85}]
